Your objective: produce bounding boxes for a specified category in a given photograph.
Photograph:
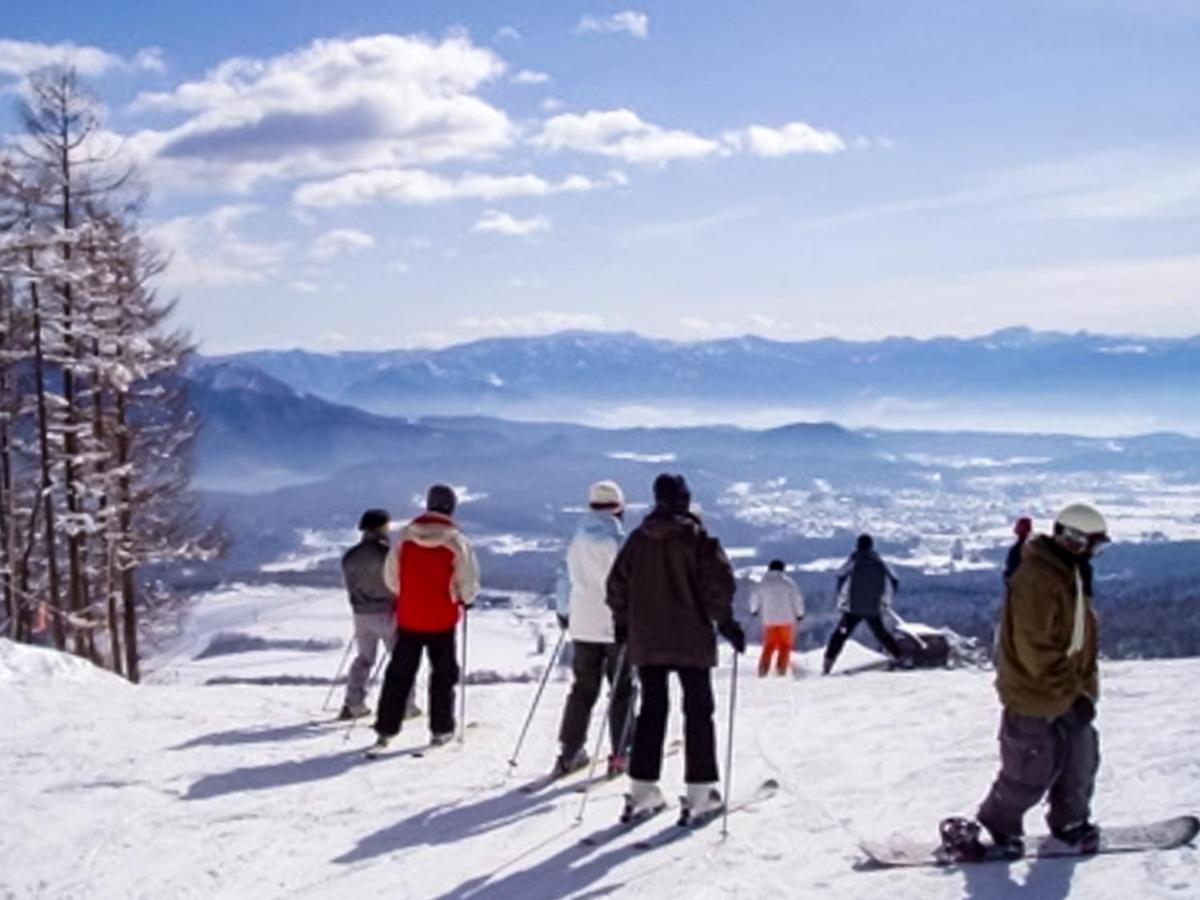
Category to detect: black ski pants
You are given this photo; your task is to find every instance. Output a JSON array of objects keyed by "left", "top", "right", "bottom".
[
  {"left": 629, "top": 665, "right": 718, "bottom": 785},
  {"left": 558, "top": 641, "right": 636, "bottom": 759},
  {"left": 375, "top": 627, "right": 459, "bottom": 738},
  {"left": 977, "top": 704, "right": 1100, "bottom": 838},
  {"left": 824, "top": 612, "right": 902, "bottom": 664}
]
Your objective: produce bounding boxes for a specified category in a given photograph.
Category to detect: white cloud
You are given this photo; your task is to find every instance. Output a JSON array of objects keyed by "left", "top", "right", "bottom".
[
  {"left": 532, "top": 109, "right": 723, "bottom": 164},
  {"left": 495, "top": 26, "right": 523, "bottom": 42},
  {"left": 148, "top": 204, "right": 290, "bottom": 287},
  {"left": 576, "top": 10, "right": 650, "bottom": 39},
  {"left": 126, "top": 34, "right": 512, "bottom": 192},
  {"left": 472, "top": 210, "right": 551, "bottom": 236},
  {"left": 457, "top": 311, "right": 603, "bottom": 334},
  {"left": 131, "top": 47, "right": 167, "bottom": 73},
  {"left": 289, "top": 280, "right": 320, "bottom": 293},
  {"left": 540, "top": 97, "right": 567, "bottom": 113},
  {"left": 294, "top": 167, "right": 616, "bottom": 207},
  {"left": 722, "top": 122, "right": 846, "bottom": 157},
  {"left": 512, "top": 69, "right": 551, "bottom": 85},
  {"left": 0, "top": 39, "right": 164, "bottom": 80},
  {"left": 386, "top": 260, "right": 413, "bottom": 275},
  {"left": 310, "top": 228, "right": 376, "bottom": 260}
]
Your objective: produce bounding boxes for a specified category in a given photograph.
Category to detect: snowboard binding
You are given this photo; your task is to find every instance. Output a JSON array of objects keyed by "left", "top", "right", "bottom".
[{"left": 938, "top": 817, "right": 988, "bottom": 862}]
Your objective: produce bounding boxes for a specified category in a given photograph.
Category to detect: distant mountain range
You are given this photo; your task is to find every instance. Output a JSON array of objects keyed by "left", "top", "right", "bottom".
[{"left": 201, "top": 328, "right": 1200, "bottom": 435}]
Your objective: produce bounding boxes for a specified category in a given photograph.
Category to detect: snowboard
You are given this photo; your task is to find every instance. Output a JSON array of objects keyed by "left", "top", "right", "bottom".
[{"left": 860, "top": 815, "right": 1199, "bottom": 868}]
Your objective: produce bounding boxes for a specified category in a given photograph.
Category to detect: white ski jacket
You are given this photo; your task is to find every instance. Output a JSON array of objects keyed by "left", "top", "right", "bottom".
[
  {"left": 749, "top": 570, "right": 805, "bottom": 625},
  {"left": 554, "top": 510, "right": 625, "bottom": 644}
]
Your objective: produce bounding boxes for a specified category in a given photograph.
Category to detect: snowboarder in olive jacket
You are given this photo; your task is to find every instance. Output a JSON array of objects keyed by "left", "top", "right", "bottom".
[
  {"left": 948, "top": 502, "right": 1109, "bottom": 861},
  {"left": 606, "top": 473, "right": 745, "bottom": 824}
]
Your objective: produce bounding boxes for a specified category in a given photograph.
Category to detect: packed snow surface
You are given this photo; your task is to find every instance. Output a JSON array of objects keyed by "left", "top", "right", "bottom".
[
  {"left": 2, "top": 586, "right": 1197, "bottom": 899},
  {"left": 0, "top": 638, "right": 126, "bottom": 687}
]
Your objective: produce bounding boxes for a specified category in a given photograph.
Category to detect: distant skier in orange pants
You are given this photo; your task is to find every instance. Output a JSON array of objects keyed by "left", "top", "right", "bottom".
[{"left": 749, "top": 560, "right": 805, "bottom": 677}]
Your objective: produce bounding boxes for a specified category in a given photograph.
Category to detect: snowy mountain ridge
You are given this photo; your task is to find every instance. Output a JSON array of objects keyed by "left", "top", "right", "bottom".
[{"left": 202, "top": 327, "right": 1200, "bottom": 435}]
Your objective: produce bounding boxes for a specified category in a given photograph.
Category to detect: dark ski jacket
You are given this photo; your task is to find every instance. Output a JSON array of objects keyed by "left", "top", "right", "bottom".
[
  {"left": 835, "top": 549, "right": 899, "bottom": 616},
  {"left": 606, "top": 509, "right": 735, "bottom": 668},
  {"left": 1003, "top": 538, "right": 1027, "bottom": 583},
  {"left": 341, "top": 535, "right": 395, "bottom": 616}
]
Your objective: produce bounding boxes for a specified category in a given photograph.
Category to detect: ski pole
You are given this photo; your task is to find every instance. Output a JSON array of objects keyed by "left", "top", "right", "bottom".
[
  {"left": 458, "top": 606, "right": 469, "bottom": 744},
  {"left": 321, "top": 628, "right": 356, "bottom": 711},
  {"left": 721, "top": 647, "right": 740, "bottom": 839},
  {"left": 575, "top": 644, "right": 628, "bottom": 824},
  {"left": 507, "top": 627, "right": 567, "bottom": 769},
  {"left": 343, "top": 645, "right": 392, "bottom": 743}
]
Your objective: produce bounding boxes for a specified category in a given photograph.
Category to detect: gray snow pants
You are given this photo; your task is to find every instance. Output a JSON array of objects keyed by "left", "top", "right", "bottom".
[
  {"left": 977, "top": 704, "right": 1100, "bottom": 838},
  {"left": 557, "top": 641, "right": 635, "bottom": 760},
  {"left": 344, "top": 611, "right": 397, "bottom": 708}
]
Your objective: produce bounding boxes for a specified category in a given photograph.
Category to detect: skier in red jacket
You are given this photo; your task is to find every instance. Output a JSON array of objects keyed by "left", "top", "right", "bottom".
[{"left": 368, "top": 485, "right": 479, "bottom": 755}]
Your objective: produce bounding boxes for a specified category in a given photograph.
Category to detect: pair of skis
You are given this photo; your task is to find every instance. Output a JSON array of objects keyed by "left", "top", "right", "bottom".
[{"left": 577, "top": 778, "right": 780, "bottom": 850}]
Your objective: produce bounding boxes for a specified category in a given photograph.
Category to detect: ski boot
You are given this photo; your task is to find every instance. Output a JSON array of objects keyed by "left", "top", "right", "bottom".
[
  {"left": 337, "top": 702, "right": 371, "bottom": 721},
  {"left": 364, "top": 734, "right": 391, "bottom": 759},
  {"left": 1052, "top": 820, "right": 1101, "bottom": 854},
  {"left": 679, "top": 783, "right": 724, "bottom": 827},
  {"left": 430, "top": 731, "right": 455, "bottom": 747},
  {"left": 552, "top": 748, "right": 590, "bottom": 778},
  {"left": 621, "top": 779, "right": 666, "bottom": 823}
]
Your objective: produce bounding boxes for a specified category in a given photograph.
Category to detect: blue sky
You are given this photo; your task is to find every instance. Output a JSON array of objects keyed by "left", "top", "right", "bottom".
[{"left": 3, "top": 1, "right": 1199, "bottom": 352}]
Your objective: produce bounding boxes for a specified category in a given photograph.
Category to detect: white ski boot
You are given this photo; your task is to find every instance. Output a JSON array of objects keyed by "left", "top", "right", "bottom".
[
  {"left": 679, "top": 783, "right": 724, "bottom": 827},
  {"left": 621, "top": 779, "right": 666, "bottom": 823}
]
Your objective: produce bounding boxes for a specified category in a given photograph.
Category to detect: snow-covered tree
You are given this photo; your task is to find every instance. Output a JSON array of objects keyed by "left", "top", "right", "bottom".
[{"left": 0, "top": 66, "right": 218, "bottom": 679}]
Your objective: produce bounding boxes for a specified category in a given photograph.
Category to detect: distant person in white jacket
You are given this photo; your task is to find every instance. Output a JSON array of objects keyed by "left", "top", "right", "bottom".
[
  {"left": 552, "top": 480, "right": 635, "bottom": 778},
  {"left": 750, "top": 560, "right": 805, "bottom": 677}
]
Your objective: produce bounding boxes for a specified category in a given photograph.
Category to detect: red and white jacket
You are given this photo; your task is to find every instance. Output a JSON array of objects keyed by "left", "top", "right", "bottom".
[{"left": 383, "top": 512, "right": 480, "bottom": 633}]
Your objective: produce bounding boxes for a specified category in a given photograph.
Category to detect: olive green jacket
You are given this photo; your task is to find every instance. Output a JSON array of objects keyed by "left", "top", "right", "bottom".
[{"left": 994, "top": 535, "right": 1099, "bottom": 719}]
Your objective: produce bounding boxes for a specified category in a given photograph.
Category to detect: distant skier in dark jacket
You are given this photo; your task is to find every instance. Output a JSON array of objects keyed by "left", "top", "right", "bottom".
[
  {"left": 607, "top": 473, "right": 744, "bottom": 824},
  {"left": 1004, "top": 517, "right": 1033, "bottom": 583},
  {"left": 338, "top": 509, "right": 395, "bottom": 720},
  {"left": 943, "top": 503, "right": 1109, "bottom": 861},
  {"left": 822, "top": 533, "right": 903, "bottom": 674}
]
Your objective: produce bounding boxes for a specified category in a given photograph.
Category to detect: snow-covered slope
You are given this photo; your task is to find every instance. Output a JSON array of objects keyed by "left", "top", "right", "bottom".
[{"left": 2, "top": 587, "right": 1197, "bottom": 899}]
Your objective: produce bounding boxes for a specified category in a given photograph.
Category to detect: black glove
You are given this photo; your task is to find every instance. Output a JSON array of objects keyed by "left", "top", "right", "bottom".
[
  {"left": 614, "top": 623, "right": 628, "bottom": 645},
  {"left": 1069, "top": 695, "right": 1096, "bottom": 727},
  {"left": 718, "top": 619, "right": 746, "bottom": 654},
  {"left": 556, "top": 613, "right": 569, "bottom": 630}
]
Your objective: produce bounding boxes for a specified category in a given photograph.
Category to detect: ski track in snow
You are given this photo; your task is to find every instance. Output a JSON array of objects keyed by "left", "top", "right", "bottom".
[{"left": 2, "top": 587, "right": 1198, "bottom": 899}]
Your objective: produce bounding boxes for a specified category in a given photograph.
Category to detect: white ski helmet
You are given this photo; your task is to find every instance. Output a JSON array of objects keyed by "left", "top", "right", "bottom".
[{"left": 1053, "top": 502, "right": 1110, "bottom": 554}]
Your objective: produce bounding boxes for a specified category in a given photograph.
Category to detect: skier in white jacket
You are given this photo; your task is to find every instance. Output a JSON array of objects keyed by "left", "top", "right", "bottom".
[
  {"left": 749, "top": 560, "right": 806, "bottom": 677},
  {"left": 552, "top": 480, "right": 635, "bottom": 778}
]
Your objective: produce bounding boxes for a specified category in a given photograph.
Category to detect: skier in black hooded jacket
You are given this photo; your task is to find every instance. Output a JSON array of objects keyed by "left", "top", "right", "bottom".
[{"left": 606, "top": 473, "right": 745, "bottom": 824}]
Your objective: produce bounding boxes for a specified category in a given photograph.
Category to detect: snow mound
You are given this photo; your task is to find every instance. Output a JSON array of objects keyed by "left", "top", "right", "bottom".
[{"left": 0, "top": 639, "right": 124, "bottom": 687}]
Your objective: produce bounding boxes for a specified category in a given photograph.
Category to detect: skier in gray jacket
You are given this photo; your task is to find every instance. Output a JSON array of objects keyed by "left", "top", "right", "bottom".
[
  {"left": 338, "top": 509, "right": 395, "bottom": 719},
  {"left": 822, "top": 533, "right": 904, "bottom": 674}
]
